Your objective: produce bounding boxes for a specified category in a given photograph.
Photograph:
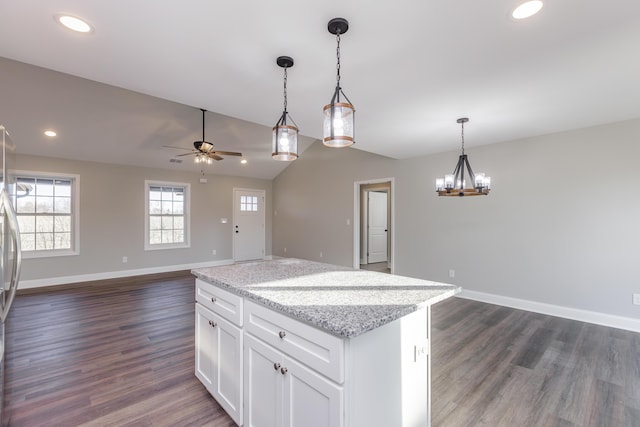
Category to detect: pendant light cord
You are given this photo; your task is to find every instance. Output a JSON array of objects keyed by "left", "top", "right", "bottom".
[{"left": 460, "top": 120, "right": 465, "bottom": 156}]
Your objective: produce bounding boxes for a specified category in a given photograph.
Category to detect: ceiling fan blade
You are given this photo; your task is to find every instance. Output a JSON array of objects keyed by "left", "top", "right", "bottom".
[
  {"left": 176, "top": 152, "right": 197, "bottom": 157},
  {"left": 212, "top": 150, "right": 243, "bottom": 156},
  {"left": 210, "top": 154, "right": 224, "bottom": 161},
  {"left": 163, "top": 145, "right": 193, "bottom": 151}
]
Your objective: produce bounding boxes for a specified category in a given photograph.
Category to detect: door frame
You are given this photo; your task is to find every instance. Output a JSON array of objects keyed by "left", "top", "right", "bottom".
[
  {"left": 232, "top": 187, "right": 266, "bottom": 262},
  {"left": 353, "top": 178, "right": 395, "bottom": 273}
]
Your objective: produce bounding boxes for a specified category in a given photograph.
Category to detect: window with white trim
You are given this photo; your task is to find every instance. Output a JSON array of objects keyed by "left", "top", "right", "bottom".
[
  {"left": 14, "top": 172, "right": 80, "bottom": 258},
  {"left": 145, "top": 181, "right": 190, "bottom": 250}
]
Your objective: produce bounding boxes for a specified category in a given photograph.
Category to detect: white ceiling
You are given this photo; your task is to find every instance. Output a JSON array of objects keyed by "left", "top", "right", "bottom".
[{"left": 0, "top": 1, "right": 639, "bottom": 180}]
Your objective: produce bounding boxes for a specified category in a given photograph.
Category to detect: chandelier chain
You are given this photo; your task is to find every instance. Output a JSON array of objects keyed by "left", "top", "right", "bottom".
[
  {"left": 336, "top": 31, "right": 341, "bottom": 86},
  {"left": 283, "top": 66, "right": 288, "bottom": 112}
]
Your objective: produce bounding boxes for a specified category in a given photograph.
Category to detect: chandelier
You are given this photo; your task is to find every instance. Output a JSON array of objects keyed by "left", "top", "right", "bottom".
[
  {"left": 436, "top": 118, "right": 491, "bottom": 197},
  {"left": 323, "top": 18, "right": 355, "bottom": 148},
  {"left": 272, "top": 56, "right": 298, "bottom": 161}
]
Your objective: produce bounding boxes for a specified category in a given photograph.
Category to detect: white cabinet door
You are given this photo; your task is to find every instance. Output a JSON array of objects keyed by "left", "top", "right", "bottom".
[
  {"left": 195, "top": 304, "right": 243, "bottom": 425},
  {"left": 195, "top": 303, "right": 216, "bottom": 390},
  {"left": 283, "top": 357, "right": 343, "bottom": 427},
  {"left": 244, "top": 333, "right": 284, "bottom": 427},
  {"left": 245, "top": 333, "right": 343, "bottom": 427}
]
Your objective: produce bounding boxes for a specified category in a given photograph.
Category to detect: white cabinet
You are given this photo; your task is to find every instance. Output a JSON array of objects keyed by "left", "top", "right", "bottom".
[
  {"left": 196, "top": 279, "right": 432, "bottom": 427},
  {"left": 244, "top": 333, "right": 343, "bottom": 427},
  {"left": 195, "top": 302, "right": 243, "bottom": 425}
]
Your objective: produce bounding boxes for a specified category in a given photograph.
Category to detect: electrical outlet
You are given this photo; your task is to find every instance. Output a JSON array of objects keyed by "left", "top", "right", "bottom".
[
  {"left": 122, "top": 256, "right": 128, "bottom": 263},
  {"left": 284, "top": 247, "right": 287, "bottom": 253},
  {"left": 448, "top": 269, "right": 455, "bottom": 278},
  {"left": 320, "top": 251, "right": 323, "bottom": 258},
  {"left": 633, "top": 293, "right": 640, "bottom": 305},
  {"left": 212, "top": 249, "right": 216, "bottom": 255}
]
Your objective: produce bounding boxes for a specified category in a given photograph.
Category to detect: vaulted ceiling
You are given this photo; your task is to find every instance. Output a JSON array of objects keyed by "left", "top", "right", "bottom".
[{"left": 1, "top": 1, "right": 639, "bottom": 179}]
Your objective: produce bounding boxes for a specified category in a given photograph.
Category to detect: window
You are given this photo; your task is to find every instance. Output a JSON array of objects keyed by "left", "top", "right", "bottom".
[
  {"left": 14, "top": 172, "right": 79, "bottom": 258},
  {"left": 240, "top": 195, "right": 258, "bottom": 212},
  {"left": 145, "top": 181, "right": 190, "bottom": 250}
]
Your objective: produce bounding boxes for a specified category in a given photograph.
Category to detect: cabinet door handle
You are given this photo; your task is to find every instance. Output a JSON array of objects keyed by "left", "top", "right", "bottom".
[
  {"left": 211, "top": 296, "right": 217, "bottom": 303},
  {"left": 273, "top": 362, "right": 281, "bottom": 371},
  {"left": 280, "top": 367, "right": 288, "bottom": 375},
  {"left": 208, "top": 320, "right": 217, "bottom": 327},
  {"left": 278, "top": 331, "right": 286, "bottom": 339}
]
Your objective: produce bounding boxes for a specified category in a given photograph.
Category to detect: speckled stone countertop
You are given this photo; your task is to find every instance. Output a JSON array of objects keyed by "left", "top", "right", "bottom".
[{"left": 192, "top": 258, "right": 460, "bottom": 338}]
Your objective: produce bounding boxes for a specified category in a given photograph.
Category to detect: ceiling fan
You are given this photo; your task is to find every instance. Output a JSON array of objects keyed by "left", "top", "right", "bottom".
[{"left": 165, "top": 109, "right": 243, "bottom": 164}]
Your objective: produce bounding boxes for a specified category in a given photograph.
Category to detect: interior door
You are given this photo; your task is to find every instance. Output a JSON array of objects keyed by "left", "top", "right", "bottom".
[
  {"left": 367, "top": 191, "right": 388, "bottom": 264},
  {"left": 233, "top": 189, "right": 265, "bottom": 262}
]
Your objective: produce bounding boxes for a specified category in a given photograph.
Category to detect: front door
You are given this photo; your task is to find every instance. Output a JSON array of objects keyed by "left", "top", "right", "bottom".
[{"left": 233, "top": 188, "right": 265, "bottom": 262}]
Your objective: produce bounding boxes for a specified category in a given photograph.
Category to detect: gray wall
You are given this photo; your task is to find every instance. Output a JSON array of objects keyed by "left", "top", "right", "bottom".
[
  {"left": 17, "top": 154, "right": 272, "bottom": 283},
  {"left": 273, "top": 118, "right": 640, "bottom": 320}
]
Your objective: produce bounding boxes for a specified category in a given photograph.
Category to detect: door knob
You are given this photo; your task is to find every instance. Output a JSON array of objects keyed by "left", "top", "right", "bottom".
[
  {"left": 280, "top": 367, "right": 288, "bottom": 375},
  {"left": 273, "top": 362, "right": 281, "bottom": 371}
]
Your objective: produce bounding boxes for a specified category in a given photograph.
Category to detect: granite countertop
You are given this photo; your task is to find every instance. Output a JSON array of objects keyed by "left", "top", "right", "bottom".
[{"left": 192, "top": 258, "right": 460, "bottom": 338}]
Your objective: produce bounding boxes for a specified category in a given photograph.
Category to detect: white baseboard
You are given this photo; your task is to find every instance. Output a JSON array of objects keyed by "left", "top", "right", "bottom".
[
  {"left": 458, "top": 289, "right": 640, "bottom": 333},
  {"left": 19, "top": 259, "right": 235, "bottom": 290}
]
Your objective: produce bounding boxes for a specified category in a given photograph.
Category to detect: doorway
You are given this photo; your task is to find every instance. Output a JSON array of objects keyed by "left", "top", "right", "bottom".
[
  {"left": 233, "top": 188, "right": 265, "bottom": 262},
  {"left": 354, "top": 178, "right": 394, "bottom": 273}
]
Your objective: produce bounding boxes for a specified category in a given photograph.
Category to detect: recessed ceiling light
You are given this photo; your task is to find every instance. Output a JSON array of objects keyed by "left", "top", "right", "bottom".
[
  {"left": 512, "top": 1, "right": 543, "bottom": 20},
  {"left": 44, "top": 130, "right": 57, "bottom": 137},
  {"left": 56, "top": 14, "right": 93, "bottom": 33},
  {"left": 240, "top": 159, "right": 248, "bottom": 164}
]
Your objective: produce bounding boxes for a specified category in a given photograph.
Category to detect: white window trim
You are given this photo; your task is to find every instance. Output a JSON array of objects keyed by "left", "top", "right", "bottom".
[
  {"left": 14, "top": 170, "right": 80, "bottom": 259},
  {"left": 144, "top": 180, "right": 190, "bottom": 251}
]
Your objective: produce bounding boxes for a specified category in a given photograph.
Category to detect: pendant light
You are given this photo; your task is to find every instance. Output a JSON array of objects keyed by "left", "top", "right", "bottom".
[
  {"left": 323, "top": 17, "right": 355, "bottom": 148},
  {"left": 272, "top": 56, "right": 298, "bottom": 161},
  {"left": 436, "top": 118, "right": 491, "bottom": 197}
]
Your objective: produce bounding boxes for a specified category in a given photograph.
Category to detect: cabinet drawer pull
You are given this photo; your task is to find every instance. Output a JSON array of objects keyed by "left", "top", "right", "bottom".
[
  {"left": 273, "top": 362, "right": 281, "bottom": 371},
  {"left": 280, "top": 367, "right": 288, "bottom": 375},
  {"left": 278, "top": 331, "right": 286, "bottom": 339},
  {"left": 211, "top": 296, "right": 217, "bottom": 303}
]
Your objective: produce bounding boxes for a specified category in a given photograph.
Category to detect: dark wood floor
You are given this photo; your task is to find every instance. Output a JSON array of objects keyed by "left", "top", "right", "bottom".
[
  {"left": 5, "top": 271, "right": 639, "bottom": 426},
  {"left": 5, "top": 271, "right": 235, "bottom": 427},
  {"left": 431, "top": 297, "right": 640, "bottom": 427}
]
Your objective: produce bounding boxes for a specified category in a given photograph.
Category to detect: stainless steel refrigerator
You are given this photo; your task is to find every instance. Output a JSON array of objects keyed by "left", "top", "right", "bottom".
[{"left": 0, "top": 125, "right": 22, "bottom": 427}]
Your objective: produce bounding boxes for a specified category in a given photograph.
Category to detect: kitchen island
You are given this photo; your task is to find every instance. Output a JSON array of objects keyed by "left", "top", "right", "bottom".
[{"left": 192, "top": 258, "right": 459, "bottom": 427}]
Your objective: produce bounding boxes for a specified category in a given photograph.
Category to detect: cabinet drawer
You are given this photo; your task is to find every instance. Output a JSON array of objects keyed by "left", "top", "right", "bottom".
[
  {"left": 244, "top": 300, "right": 344, "bottom": 383},
  {"left": 196, "top": 279, "right": 243, "bottom": 326}
]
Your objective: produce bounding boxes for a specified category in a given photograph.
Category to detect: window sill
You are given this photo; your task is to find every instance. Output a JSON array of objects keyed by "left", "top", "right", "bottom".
[
  {"left": 144, "top": 243, "right": 190, "bottom": 251},
  {"left": 22, "top": 249, "right": 79, "bottom": 259}
]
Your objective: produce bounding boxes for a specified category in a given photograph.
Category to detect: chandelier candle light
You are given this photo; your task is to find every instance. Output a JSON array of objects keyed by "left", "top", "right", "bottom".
[
  {"left": 323, "top": 17, "right": 355, "bottom": 148},
  {"left": 436, "top": 118, "right": 491, "bottom": 197},
  {"left": 272, "top": 56, "right": 298, "bottom": 161}
]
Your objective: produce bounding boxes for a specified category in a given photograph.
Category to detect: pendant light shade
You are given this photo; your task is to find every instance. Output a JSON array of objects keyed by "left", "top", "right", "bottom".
[
  {"left": 436, "top": 118, "right": 491, "bottom": 197},
  {"left": 272, "top": 56, "right": 298, "bottom": 161},
  {"left": 323, "top": 17, "right": 355, "bottom": 148}
]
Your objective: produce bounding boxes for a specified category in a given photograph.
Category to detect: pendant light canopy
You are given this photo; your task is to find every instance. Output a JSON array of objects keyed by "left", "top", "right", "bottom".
[
  {"left": 272, "top": 56, "right": 299, "bottom": 161},
  {"left": 323, "top": 17, "right": 355, "bottom": 148},
  {"left": 436, "top": 118, "right": 491, "bottom": 197}
]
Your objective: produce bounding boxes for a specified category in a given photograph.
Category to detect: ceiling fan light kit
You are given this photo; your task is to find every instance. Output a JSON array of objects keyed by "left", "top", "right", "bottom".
[
  {"left": 323, "top": 17, "right": 355, "bottom": 148},
  {"left": 272, "top": 56, "right": 299, "bottom": 161},
  {"left": 436, "top": 118, "right": 491, "bottom": 197}
]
